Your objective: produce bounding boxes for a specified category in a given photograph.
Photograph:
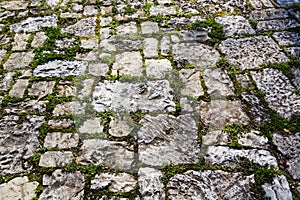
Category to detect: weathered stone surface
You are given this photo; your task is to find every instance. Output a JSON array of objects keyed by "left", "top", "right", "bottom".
[
  {"left": 109, "top": 113, "right": 135, "bottom": 137},
  {"left": 172, "top": 43, "right": 220, "bottom": 68},
  {"left": 138, "top": 114, "right": 200, "bottom": 167},
  {"left": 77, "top": 139, "right": 135, "bottom": 171},
  {"left": 203, "top": 68, "right": 234, "bottom": 97},
  {"left": 250, "top": 8, "right": 289, "bottom": 20},
  {"left": 205, "top": 146, "right": 278, "bottom": 168},
  {"left": 112, "top": 51, "right": 143, "bottom": 76},
  {"left": 179, "top": 29, "right": 210, "bottom": 42},
  {"left": 219, "top": 36, "right": 289, "bottom": 70},
  {"left": 40, "top": 170, "right": 85, "bottom": 200},
  {"left": 92, "top": 80, "right": 175, "bottom": 112},
  {"left": 10, "top": 15, "right": 57, "bottom": 32},
  {"left": 78, "top": 79, "right": 94, "bottom": 99},
  {"left": 56, "top": 81, "right": 76, "bottom": 97},
  {"left": 0, "top": 115, "right": 44, "bottom": 174},
  {"left": 257, "top": 19, "right": 300, "bottom": 32},
  {"left": 249, "top": 0, "right": 263, "bottom": 9},
  {"left": 276, "top": 0, "right": 300, "bottom": 6},
  {"left": 62, "top": 17, "right": 96, "bottom": 37},
  {"left": 202, "top": 130, "right": 229, "bottom": 146},
  {"left": 12, "top": 33, "right": 31, "bottom": 51},
  {"left": 53, "top": 101, "right": 85, "bottom": 116},
  {"left": 138, "top": 168, "right": 165, "bottom": 200},
  {"left": 9, "top": 79, "right": 29, "bottom": 98},
  {"left": 44, "top": 132, "right": 79, "bottom": 149},
  {"left": 100, "top": 16, "right": 113, "bottom": 27},
  {"left": 262, "top": 175, "right": 293, "bottom": 200},
  {"left": 4, "top": 51, "right": 35, "bottom": 71},
  {"left": 79, "top": 118, "right": 104, "bottom": 134},
  {"left": 48, "top": 119, "right": 74, "bottom": 129},
  {"left": 145, "top": 59, "right": 172, "bottom": 79},
  {"left": 31, "top": 32, "right": 47, "bottom": 48},
  {"left": 286, "top": 47, "right": 300, "bottom": 59},
  {"left": 273, "top": 133, "right": 300, "bottom": 180},
  {"left": 238, "top": 130, "right": 269, "bottom": 149},
  {"left": 0, "top": 72, "right": 13, "bottom": 91},
  {"left": 161, "top": 36, "right": 170, "bottom": 56},
  {"left": 0, "top": 49, "right": 6, "bottom": 62},
  {"left": 179, "top": 69, "right": 204, "bottom": 97},
  {"left": 168, "top": 170, "right": 255, "bottom": 200},
  {"left": 293, "top": 68, "right": 300, "bottom": 89},
  {"left": 81, "top": 38, "right": 98, "bottom": 49},
  {"left": 117, "top": 22, "right": 137, "bottom": 35},
  {"left": 251, "top": 68, "right": 300, "bottom": 119},
  {"left": 273, "top": 31, "right": 300, "bottom": 46},
  {"left": 261, "top": 0, "right": 274, "bottom": 7},
  {"left": 39, "top": 151, "right": 73, "bottom": 167},
  {"left": 199, "top": 100, "right": 249, "bottom": 128},
  {"left": 55, "top": 38, "right": 77, "bottom": 49},
  {"left": 3, "top": 100, "right": 48, "bottom": 114},
  {"left": 236, "top": 74, "right": 254, "bottom": 88},
  {"left": 0, "top": 176, "right": 39, "bottom": 200},
  {"left": 144, "top": 38, "right": 158, "bottom": 58},
  {"left": 150, "top": 6, "right": 176, "bottom": 16},
  {"left": 83, "top": 5, "right": 98, "bottom": 16},
  {"left": 0, "top": 1, "right": 28, "bottom": 10},
  {"left": 141, "top": 21, "right": 159, "bottom": 34},
  {"left": 91, "top": 173, "right": 137, "bottom": 192},
  {"left": 88, "top": 63, "right": 109, "bottom": 77},
  {"left": 33, "top": 60, "right": 88, "bottom": 78},
  {"left": 46, "top": 0, "right": 59, "bottom": 7},
  {"left": 215, "top": 15, "right": 255, "bottom": 36},
  {"left": 114, "top": 39, "right": 142, "bottom": 52},
  {"left": 28, "top": 81, "right": 55, "bottom": 97}
]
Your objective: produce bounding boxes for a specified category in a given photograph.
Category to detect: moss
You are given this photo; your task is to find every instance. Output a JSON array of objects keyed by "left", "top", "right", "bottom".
[
  {"left": 144, "top": 2, "right": 154, "bottom": 18},
  {"left": 1, "top": 95, "right": 23, "bottom": 107},
  {"left": 262, "top": 62, "right": 294, "bottom": 80},
  {"left": 249, "top": 19, "right": 258, "bottom": 30}
]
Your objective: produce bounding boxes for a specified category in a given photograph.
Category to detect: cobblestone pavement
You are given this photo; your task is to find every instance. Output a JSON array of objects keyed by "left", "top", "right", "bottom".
[{"left": 0, "top": 0, "right": 299, "bottom": 199}]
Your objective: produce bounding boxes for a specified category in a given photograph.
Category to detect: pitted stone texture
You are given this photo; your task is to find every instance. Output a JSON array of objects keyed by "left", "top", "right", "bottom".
[
  {"left": 39, "top": 151, "right": 73, "bottom": 167},
  {"left": 112, "top": 51, "right": 143, "bottom": 76},
  {"left": 293, "top": 68, "right": 300, "bottom": 89},
  {"left": 62, "top": 17, "right": 96, "bottom": 37},
  {"left": 79, "top": 118, "right": 104, "bottom": 134},
  {"left": 273, "top": 133, "right": 300, "bottom": 180},
  {"left": 0, "top": 1, "right": 29, "bottom": 10},
  {"left": 202, "top": 130, "right": 229, "bottom": 146},
  {"left": 53, "top": 101, "right": 85, "bottom": 116},
  {"left": 251, "top": 68, "right": 300, "bottom": 119},
  {"left": 10, "top": 15, "right": 57, "bottom": 32},
  {"left": 205, "top": 146, "right": 278, "bottom": 168},
  {"left": 138, "top": 114, "right": 200, "bottom": 167},
  {"left": 0, "top": 72, "right": 13, "bottom": 91},
  {"left": 273, "top": 31, "right": 300, "bottom": 46},
  {"left": 215, "top": 16, "right": 255, "bottom": 36},
  {"left": 83, "top": 5, "right": 98, "bottom": 16},
  {"left": 81, "top": 38, "right": 98, "bottom": 49},
  {"left": 179, "top": 29, "right": 210, "bottom": 42},
  {"left": 138, "top": 168, "right": 165, "bottom": 200},
  {"left": 77, "top": 139, "right": 135, "bottom": 171},
  {"left": 146, "top": 59, "right": 172, "bottom": 79},
  {"left": 57, "top": 81, "right": 76, "bottom": 97},
  {"left": 0, "top": 176, "right": 39, "bottom": 200},
  {"left": 195, "top": 0, "right": 250, "bottom": 15},
  {"left": 100, "top": 16, "right": 113, "bottom": 27},
  {"left": 249, "top": 0, "right": 263, "bottom": 9},
  {"left": 173, "top": 43, "right": 220, "bottom": 68},
  {"left": 31, "top": 32, "right": 47, "bottom": 48},
  {"left": 276, "top": 0, "right": 300, "bottom": 6},
  {"left": 250, "top": 8, "right": 289, "bottom": 20},
  {"left": 144, "top": 38, "right": 158, "bottom": 58},
  {"left": 257, "top": 19, "right": 300, "bottom": 32},
  {"left": 48, "top": 119, "right": 74, "bottom": 129},
  {"left": 286, "top": 47, "right": 300, "bottom": 59},
  {"left": 55, "top": 38, "right": 77, "bottom": 49},
  {"left": 262, "top": 175, "right": 293, "bottom": 200},
  {"left": 117, "top": 22, "right": 138, "bottom": 35},
  {"left": 46, "top": 0, "right": 59, "bottom": 6},
  {"left": 109, "top": 113, "right": 135, "bottom": 137},
  {"left": 141, "top": 21, "right": 159, "bottom": 34},
  {"left": 89, "top": 63, "right": 109, "bottom": 77},
  {"left": 238, "top": 131, "right": 269, "bottom": 149},
  {"left": 91, "top": 173, "right": 137, "bottom": 192},
  {"left": 219, "top": 36, "right": 289, "bottom": 70},
  {"left": 168, "top": 170, "right": 255, "bottom": 200},
  {"left": 0, "top": 49, "right": 6, "bottom": 62},
  {"left": 4, "top": 51, "right": 35, "bottom": 71},
  {"left": 203, "top": 68, "right": 234, "bottom": 97},
  {"left": 12, "top": 33, "right": 30, "bottom": 51},
  {"left": 199, "top": 100, "right": 249, "bottom": 128},
  {"left": 0, "top": 115, "right": 44, "bottom": 174},
  {"left": 3, "top": 100, "right": 48, "bottom": 114},
  {"left": 28, "top": 81, "right": 55, "bottom": 97},
  {"left": 179, "top": 69, "right": 204, "bottom": 97},
  {"left": 150, "top": 6, "right": 176, "bottom": 17},
  {"left": 9, "top": 79, "right": 29, "bottom": 98},
  {"left": 261, "top": 0, "right": 274, "bottom": 7},
  {"left": 114, "top": 39, "right": 142, "bottom": 52},
  {"left": 236, "top": 74, "right": 254, "bottom": 89},
  {"left": 44, "top": 132, "right": 79, "bottom": 149},
  {"left": 33, "top": 60, "right": 88, "bottom": 78},
  {"left": 78, "top": 79, "right": 94, "bottom": 99},
  {"left": 92, "top": 80, "right": 175, "bottom": 112},
  {"left": 40, "top": 170, "right": 84, "bottom": 200}
]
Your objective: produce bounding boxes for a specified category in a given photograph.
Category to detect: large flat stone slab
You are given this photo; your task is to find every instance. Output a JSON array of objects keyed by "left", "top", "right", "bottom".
[
  {"left": 10, "top": 15, "right": 57, "bottom": 32},
  {"left": 62, "top": 17, "right": 96, "bottom": 37},
  {"left": 112, "top": 51, "right": 143, "bottom": 76},
  {"left": 4, "top": 51, "right": 35, "bottom": 71}
]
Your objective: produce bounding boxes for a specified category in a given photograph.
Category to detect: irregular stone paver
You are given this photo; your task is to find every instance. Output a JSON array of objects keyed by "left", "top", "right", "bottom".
[
  {"left": 88, "top": 63, "right": 109, "bottom": 77},
  {"left": 250, "top": 8, "right": 289, "bottom": 20},
  {"left": 141, "top": 21, "right": 159, "bottom": 34},
  {"left": 144, "top": 38, "right": 158, "bottom": 58},
  {"left": 219, "top": 36, "right": 289, "bottom": 70},
  {"left": 205, "top": 146, "right": 278, "bottom": 168},
  {"left": 0, "top": 176, "right": 39, "bottom": 200},
  {"left": 150, "top": 6, "right": 176, "bottom": 16},
  {"left": 262, "top": 175, "right": 293, "bottom": 200},
  {"left": 79, "top": 118, "right": 104, "bottom": 134},
  {"left": 112, "top": 51, "right": 143, "bottom": 76},
  {"left": 91, "top": 173, "right": 137, "bottom": 192},
  {"left": 62, "top": 17, "right": 96, "bottom": 37},
  {"left": 251, "top": 68, "right": 300, "bottom": 119},
  {"left": 276, "top": 0, "right": 300, "bottom": 6},
  {"left": 202, "top": 130, "right": 229, "bottom": 146},
  {"left": 28, "top": 81, "right": 55, "bottom": 97},
  {"left": 92, "top": 80, "right": 175, "bottom": 112},
  {"left": 215, "top": 15, "right": 255, "bottom": 36},
  {"left": 273, "top": 31, "right": 300, "bottom": 46},
  {"left": 286, "top": 47, "right": 300, "bottom": 59},
  {"left": 4, "top": 51, "right": 35, "bottom": 71},
  {"left": 39, "top": 170, "right": 85, "bottom": 200},
  {"left": 52, "top": 101, "right": 85, "bottom": 116},
  {"left": 238, "top": 130, "right": 269, "bottom": 149},
  {"left": 3, "top": 100, "right": 48, "bottom": 114},
  {"left": 138, "top": 114, "right": 200, "bottom": 167},
  {"left": 109, "top": 113, "right": 135, "bottom": 137},
  {"left": 257, "top": 19, "right": 300, "bottom": 32},
  {"left": 145, "top": 59, "right": 172, "bottom": 79},
  {"left": 0, "top": 72, "right": 13, "bottom": 91},
  {"left": 77, "top": 139, "right": 135, "bottom": 171},
  {"left": 293, "top": 68, "right": 300, "bottom": 89},
  {"left": 8, "top": 79, "right": 29, "bottom": 98},
  {"left": 48, "top": 119, "right": 74, "bottom": 129},
  {"left": 33, "top": 60, "right": 88, "bottom": 78},
  {"left": 56, "top": 80, "right": 76, "bottom": 97},
  {"left": 12, "top": 33, "right": 31, "bottom": 51},
  {"left": 39, "top": 151, "right": 73, "bottom": 167},
  {"left": 168, "top": 170, "right": 255, "bottom": 200},
  {"left": 31, "top": 32, "right": 48, "bottom": 48},
  {"left": 0, "top": 49, "right": 6, "bottom": 62},
  {"left": 179, "top": 69, "right": 204, "bottom": 97},
  {"left": 44, "top": 132, "right": 79, "bottom": 149},
  {"left": 10, "top": 15, "right": 57, "bottom": 32},
  {"left": 81, "top": 38, "right": 98, "bottom": 49},
  {"left": 0, "top": 1, "right": 29, "bottom": 10},
  {"left": 117, "top": 22, "right": 138, "bottom": 35}
]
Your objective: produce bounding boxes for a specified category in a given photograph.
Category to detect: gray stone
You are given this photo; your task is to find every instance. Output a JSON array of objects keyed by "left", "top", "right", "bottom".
[
  {"left": 215, "top": 15, "right": 255, "bottom": 36},
  {"left": 238, "top": 130, "right": 269, "bottom": 149},
  {"left": 0, "top": 176, "right": 39, "bottom": 200},
  {"left": 199, "top": 100, "right": 249, "bottom": 128},
  {"left": 114, "top": 39, "right": 142, "bottom": 52},
  {"left": 40, "top": 170, "right": 85, "bottom": 200},
  {"left": 31, "top": 32, "right": 47, "bottom": 48},
  {"left": 286, "top": 47, "right": 300, "bottom": 59},
  {"left": 144, "top": 38, "right": 158, "bottom": 58},
  {"left": 70, "top": 3, "right": 83, "bottom": 11},
  {"left": 81, "top": 38, "right": 98, "bottom": 49},
  {"left": 3, "top": 100, "right": 48, "bottom": 114},
  {"left": 91, "top": 173, "right": 137, "bottom": 192},
  {"left": 203, "top": 68, "right": 234, "bottom": 97},
  {"left": 249, "top": 0, "right": 263, "bottom": 9},
  {"left": 138, "top": 114, "right": 200, "bottom": 167},
  {"left": 261, "top": 0, "right": 274, "bottom": 7},
  {"left": 78, "top": 79, "right": 94, "bottom": 99},
  {"left": 55, "top": 38, "right": 77, "bottom": 49},
  {"left": 4, "top": 51, "right": 35, "bottom": 71},
  {"left": 56, "top": 81, "right": 77, "bottom": 97},
  {"left": 46, "top": 0, "right": 59, "bottom": 6},
  {"left": 53, "top": 101, "right": 85, "bottom": 116},
  {"left": 292, "top": 68, "right": 300, "bottom": 89},
  {"left": 196, "top": 0, "right": 250, "bottom": 15},
  {"left": 262, "top": 175, "right": 293, "bottom": 200},
  {"left": 145, "top": 59, "right": 172, "bottom": 79},
  {"left": 28, "top": 81, "right": 55, "bottom": 98},
  {"left": 10, "top": 15, "right": 57, "bottom": 32},
  {"left": 48, "top": 119, "right": 74, "bottom": 129},
  {"left": 276, "top": 0, "right": 300, "bottom": 6},
  {"left": 138, "top": 168, "right": 165, "bottom": 200},
  {"left": 92, "top": 80, "right": 175, "bottom": 112},
  {"left": 160, "top": 35, "right": 170, "bottom": 56},
  {"left": 0, "top": 1, "right": 28, "bottom": 10},
  {"left": 83, "top": 5, "right": 98, "bottom": 16},
  {"left": 9, "top": 79, "right": 29, "bottom": 98},
  {"left": 77, "top": 139, "right": 135, "bottom": 171},
  {"left": 172, "top": 43, "right": 220, "bottom": 68},
  {"left": 205, "top": 146, "right": 278, "bottom": 168},
  {"left": 33, "top": 60, "right": 88, "bottom": 78},
  {"left": 236, "top": 74, "right": 254, "bottom": 88},
  {"left": 250, "top": 8, "right": 289, "bottom": 20},
  {"left": 109, "top": 113, "right": 135, "bottom": 137},
  {"left": 219, "top": 36, "right": 289, "bottom": 70},
  {"left": 60, "top": 12, "right": 83, "bottom": 18},
  {"left": 62, "top": 17, "right": 96, "bottom": 37},
  {"left": 39, "top": 151, "right": 73, "bottom": 167},
  {"left": 112, "top": 51, "right": 143, "bottom": 76},
  {"left": 251, "top": 68, "right": 300, "bottom": 119},
  {"left": 141, "top": 21, "right": 159, "bottom": 34},
  {"left": 79, "top": 118, "right": 104, "bottom": 134},
  {"left": 0, "top": 72, "right": 13, "bottom": 91},
  {"left": 44, "top": 132, "right": 79, "bottom": 149},
  {"left": 88, "top": 63, "right": 109, "bottom": 77},
  {"left": 150, "top": 6, "right": 176, "bottom": 16},
  {"left": 179, "top": 29, "right": 210, "bottom": 42},
  {"left": 0, "top": 49, "right": 6, "bottom": 62},
  {"left": 0, "top": 115, "right": 44, "bottom": 174},
  {"left": 202, "top": 130, "right": 229, "bottom": 146},
  {"left": 117, "top": 22, "right": 137, "bottom": 35},
  {"left": 179, "top": 69, "right": 204, "bottom": 97},
  {"left": 168, "top": 170, "right": 255, "bottom": 200},
  {"left": 100, "top": 16, "right": 113, "bottom": 27},
  {"left": 273, "top": 31, "right": 300, "bottom": 46},
  {"left": 12, "top": 33, "right": 31, "bottom": 51},
  {"left": 257, "top": 19, "right": 300, "bottom": 32}
]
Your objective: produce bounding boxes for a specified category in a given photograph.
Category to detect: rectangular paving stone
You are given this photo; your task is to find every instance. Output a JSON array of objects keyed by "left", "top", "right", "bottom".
[
  {"left": 39, "top": 151, "right": 73, "bottom": 167},
  {"left": 62, "top": 17, "right": 96, "bottom": 37},
  {"left": 144, "top": 38, "right": 158, "bottom": 58},
  {"left": 9, "top": 79, "right": 29, "bottom": 98},
  {"left": 112, "top": 51, "right": 143, "bottom": 76},
  {"left": 257, "top": 19, "right": 300, "bottom": 32},
  {"left": 273, "top": 31, "right": 300, "bottom": 46},
  {"left": 250, "top": 8, "right": 289, "bottom": 20},
  {"left": 145, "top": 59, "right": 172, "bottom": 79},
  {"left": 10, "top": 15, "right": 57, "bottom": 32},
  {"left": 4, "top": 51, "right": 35, "bottom": 71},
  {"left": 150, "top": 6, "right": 176, "bottom": 17},
  {"left": 179, "top": 69, "right": 204, "bottom": 97},
  {"left": 286, "top": 47, "right": 300, "bottom": 59},
  {"left": 44, "top": 132, "right": 79, "bottom": 149},
  {"left": 12, "top": 33, "right": 31, "bottom": 51}
]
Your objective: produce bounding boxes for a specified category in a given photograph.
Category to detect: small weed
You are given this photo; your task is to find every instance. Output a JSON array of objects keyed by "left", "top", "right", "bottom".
[{"left": 249, "top": 19, "right": 258, "bottom": 30}]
